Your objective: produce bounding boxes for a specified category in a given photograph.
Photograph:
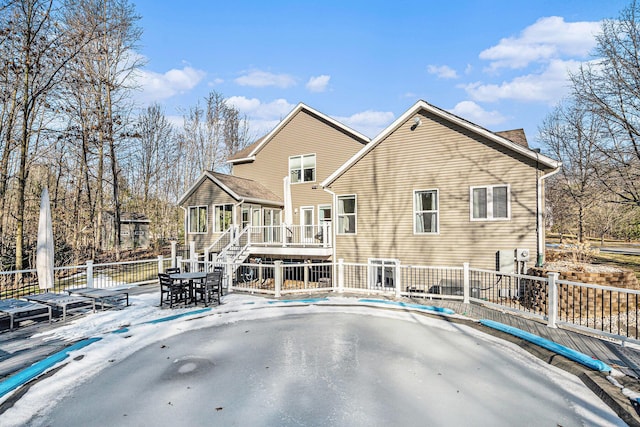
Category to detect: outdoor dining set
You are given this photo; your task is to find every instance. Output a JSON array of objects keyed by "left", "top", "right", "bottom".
[
  {"left": 158, "top": 267, "right": 223, "bottom": 308},
  {"left": 0, "top": 287, "right": 130, "bottom": 331}
]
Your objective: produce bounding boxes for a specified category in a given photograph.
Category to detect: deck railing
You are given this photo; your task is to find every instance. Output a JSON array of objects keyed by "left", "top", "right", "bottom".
[{"left": 2, "top": 254, "right": 640, "bottom": 342}]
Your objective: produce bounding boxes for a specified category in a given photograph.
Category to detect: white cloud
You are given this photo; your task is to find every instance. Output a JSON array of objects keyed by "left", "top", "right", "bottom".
[
  {"left": 449, "top": 101, "right": 507, "bottom": 127},
  {"left": 427, "top": 65, "right": 459, "bottom": 79},
  {"left": 234, "top": 70, "right": 297, "bottom": 88},
  {"left": 336, "top": 110, "right": 395, "bottom": 139},
  {"left": 134, "top": 66, "right": 206, "bottom": 102},
  {"left": 306, "top": 75, "right": 331, "bottom": 92},
  {"left": 480, "top": 16, "right": 601, "bottom": 70},
  {"left": 462, "top": 59, "right": 582, "bottom": 103}
]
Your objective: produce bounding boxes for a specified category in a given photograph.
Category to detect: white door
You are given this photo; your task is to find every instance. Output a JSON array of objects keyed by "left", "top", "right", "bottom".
[
  {"left": 263, "top": 208, "right": 281, "bottom": 243},
  {"left": 300, "top": 207, "right": 314, "bottom": 243}
]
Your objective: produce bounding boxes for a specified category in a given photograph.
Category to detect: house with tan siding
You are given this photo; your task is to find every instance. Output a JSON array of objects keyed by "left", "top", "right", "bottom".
[
  {"left": 321, "top": 100, "right": 560, "bottom": 285},
  {"left": 177, "top": 103, "right": 369, "bottom": 263}
]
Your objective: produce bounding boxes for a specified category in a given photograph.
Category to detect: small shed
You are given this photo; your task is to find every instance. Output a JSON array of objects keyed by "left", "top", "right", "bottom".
[{"left": 103, "top": 212, "right": 150, "bottom": 249}]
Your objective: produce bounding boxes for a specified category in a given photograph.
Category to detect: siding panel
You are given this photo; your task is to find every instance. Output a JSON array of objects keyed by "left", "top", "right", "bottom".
[{"left": 330, "top": 111, "right": 541, "bottom": 269}]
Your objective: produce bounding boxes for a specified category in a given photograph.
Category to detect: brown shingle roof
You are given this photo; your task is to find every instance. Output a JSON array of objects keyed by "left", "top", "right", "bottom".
[
  {"left": 227, "top": 136, "right": 266, "bottom": 161},
  {"left": 495, "top": 129, "right": 529, "bottom": 148},
  {"left": 210, "top": 172, "right": 282, "bottom": 205}
]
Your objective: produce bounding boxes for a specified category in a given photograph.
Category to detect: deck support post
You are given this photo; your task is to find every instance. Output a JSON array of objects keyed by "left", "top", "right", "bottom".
[
  {"left": 547, "top": 272, "right": 559, "bottom": 328},
  {"left": 274, "top": 260, "right": 283, "bottom": 297}
]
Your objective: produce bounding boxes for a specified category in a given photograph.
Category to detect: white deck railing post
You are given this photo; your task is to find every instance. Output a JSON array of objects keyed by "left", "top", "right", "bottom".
[
  {"left": 463, "top": 262, "right": 470, "bottom": 304},
  {"left": 177, "top": 256, "right": 183, "bottom": 272},
  {"left": 338, "top": 259, "right": 344, "bottom": 293},
  {"left": 189, "top": 241, "right": 196, "bottom": 272},
  {"left": 304, "top": 260, "right": 309, "bottom": 289},
  {"left": 86, "top": 260, "right": 94, "bottom": 288},
  {"left": 157, "top": 255, "right": 164, "bottom": 275},
  {"left": 281, "top": 224, "right": 287, "bottom": 247},
  {"left": 274, "top": 260, "right": 283, "bottom": 298},
  {"left": 395, "top": 261, "right": 401, "bottom": 298},
  {"left": 170, "top": 241, "right": 177, "bottom": 268},
  {"left": 226, "top": 259, "right": 234, "bottom": 293},
  {"left": 547, "top": 272, "right": 559, "bottom": 328}
]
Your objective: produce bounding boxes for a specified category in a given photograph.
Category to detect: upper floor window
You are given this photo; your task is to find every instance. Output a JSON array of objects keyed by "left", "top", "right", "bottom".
[
  {"left": 214, "top": 204, "right": 233, "bottom": 232},
  {"left": 471, "top": 185, "right": 509, "bottom": 220},
  {"left": 337, "top": 195, "right": 356, "bottom": 234},
  {"left": 414, "top": 189, "right": 438, "bottom": 233},
  {"left": 289, "top": 154, "right": 316, "bottom": 183},
  {"left": 188, "top": 206, "right": 207, "bottom": 233}
]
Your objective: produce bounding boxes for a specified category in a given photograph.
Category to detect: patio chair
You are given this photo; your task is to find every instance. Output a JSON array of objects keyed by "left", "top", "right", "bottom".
[
  {"left": 159, "top": 273, "right": 188, "bottom": 308},
  {"left": 194, "top": 270, "right": 222, "bottom": 306},
  {"left": 0, "top": 298, "right": 52, "bottom": 330},
  {"left": 24, "top": 292, "right": 94, "bottom": 322}
]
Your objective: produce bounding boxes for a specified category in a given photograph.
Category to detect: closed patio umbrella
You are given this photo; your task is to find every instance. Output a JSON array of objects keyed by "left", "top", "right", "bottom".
[{"left": 36, "top": 188, "right": 54, "bottom": 290}]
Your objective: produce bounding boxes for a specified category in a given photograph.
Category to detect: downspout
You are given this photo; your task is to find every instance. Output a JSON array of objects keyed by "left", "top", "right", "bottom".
[{"left": 536, "top": 161, "right": 560, "bottom": 267}]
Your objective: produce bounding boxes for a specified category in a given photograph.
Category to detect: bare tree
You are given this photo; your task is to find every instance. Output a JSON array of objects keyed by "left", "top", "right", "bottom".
[
  {"left": 539, "top": 99, "right": 603, "bottom": 242},
  {"left": 571, "top": 0, "right": 640, "bottom": 206}
]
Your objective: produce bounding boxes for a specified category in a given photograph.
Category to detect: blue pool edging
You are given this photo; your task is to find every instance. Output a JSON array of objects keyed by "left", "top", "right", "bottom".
[
  {"left": 479, "top": 319, "right": 612, "bottom": 372},
  {"left": 358, "top": 298, "right": 456, "bottom": 315}
]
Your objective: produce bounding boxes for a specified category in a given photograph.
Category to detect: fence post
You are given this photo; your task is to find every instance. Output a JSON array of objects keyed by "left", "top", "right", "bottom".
[
  {"left": 547, "top": 272, "right": 559, "bottom": 328},
  {"left": 304, "top": 260, "right": 309, "bottom": 289},
  {"left": 274, "top": 260, "right": 283, "bottom": 298},
  {"left": 170, "top": 241, "right": 177, "bottom": 268},
  {"left": 226, "top": 259, "right": 234, "bottom": 293},
  {"left": 395, "top": 261, "right": 402, "bottom": 298},
  {"left": 177, "top": 256, "right": 183, "bottom": 272},
  {"left": 86, "top": 260, "right": 94, "bottom": 288},
  {"left": 338, "top": 259, "right": 344, "bottom": 293},
  {"left": 189, "top": 241, "right": 196, "bottom": 271},
  {"left": 463, "top": 262, "right": 470, "bottom": 304},
  {"left": 157, "top": 255, "right": 164, "bottom": 275}
]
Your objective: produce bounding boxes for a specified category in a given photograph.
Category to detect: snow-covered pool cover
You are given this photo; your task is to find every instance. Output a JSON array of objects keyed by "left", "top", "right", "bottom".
[{"left": 0, "top": 293, "right": 626, "bottom": 427}]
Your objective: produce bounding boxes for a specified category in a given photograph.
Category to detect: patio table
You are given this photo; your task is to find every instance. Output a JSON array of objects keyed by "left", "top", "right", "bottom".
[
  {"left": 169, "top": 272, "right": 207, "bottom": 305},
  {"left": 0, "top": 298, "right": 52, "bottom": 330}
]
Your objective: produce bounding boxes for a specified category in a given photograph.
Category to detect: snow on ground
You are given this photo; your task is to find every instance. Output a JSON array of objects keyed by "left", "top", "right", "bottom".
[{"left": 0, "top": 293, "right": 628, "bottom": 427}]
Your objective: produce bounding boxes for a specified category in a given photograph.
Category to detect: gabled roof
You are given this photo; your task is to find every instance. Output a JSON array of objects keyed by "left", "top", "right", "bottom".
[
  {"left": 322, "top": 100, "right": 561, "bottom": 188},
  {"left": 178, "top": 171, "right": 283, "bottom": 206},
  {"left": 227, "top": 102, "right": 370, "bottom": 164}
]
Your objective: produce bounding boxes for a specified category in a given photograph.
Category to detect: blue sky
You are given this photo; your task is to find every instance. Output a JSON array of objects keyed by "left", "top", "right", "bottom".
[{"left": 131, "top": 0, "right": 630, "bottom": 148}]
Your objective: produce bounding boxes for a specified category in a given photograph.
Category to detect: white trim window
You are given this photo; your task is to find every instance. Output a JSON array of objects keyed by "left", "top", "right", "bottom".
[
  {"left": 337, "top": 195, "right": 356, "bottom": 234},
  {"left": 470, "top": 185, "right": 510, "bottom": 220},
  {"left": 188, "top": 206, "right": 207, "bottom": 234},
  {"left": 214, "top": 204, "right": 233, "bottom": 232},
  {"left": 289, "top": 154, "right": 316, "bottom": 183},
  {"left": 414, "top": 189, "right": 438, "bottom": 234}
]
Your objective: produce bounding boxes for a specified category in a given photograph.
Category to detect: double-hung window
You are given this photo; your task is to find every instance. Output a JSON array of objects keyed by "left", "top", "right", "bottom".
[
  {"left": 188, "top": 206, "right": 207, "bottom": 233},
  {"left": 414, "top": 189, "right": 438, "bottom": 234},
  {"left": 471, "top": 185, "right": 509, "bottom": 220},
  {"left": 214, "top": 204, "right": 233, "bottom": 232},
  {"left": 337, "top": 195, "right": 356, "bottom": 234},
  {"left": 289, "top": 154, "right": 316, "bottom": 183}
]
